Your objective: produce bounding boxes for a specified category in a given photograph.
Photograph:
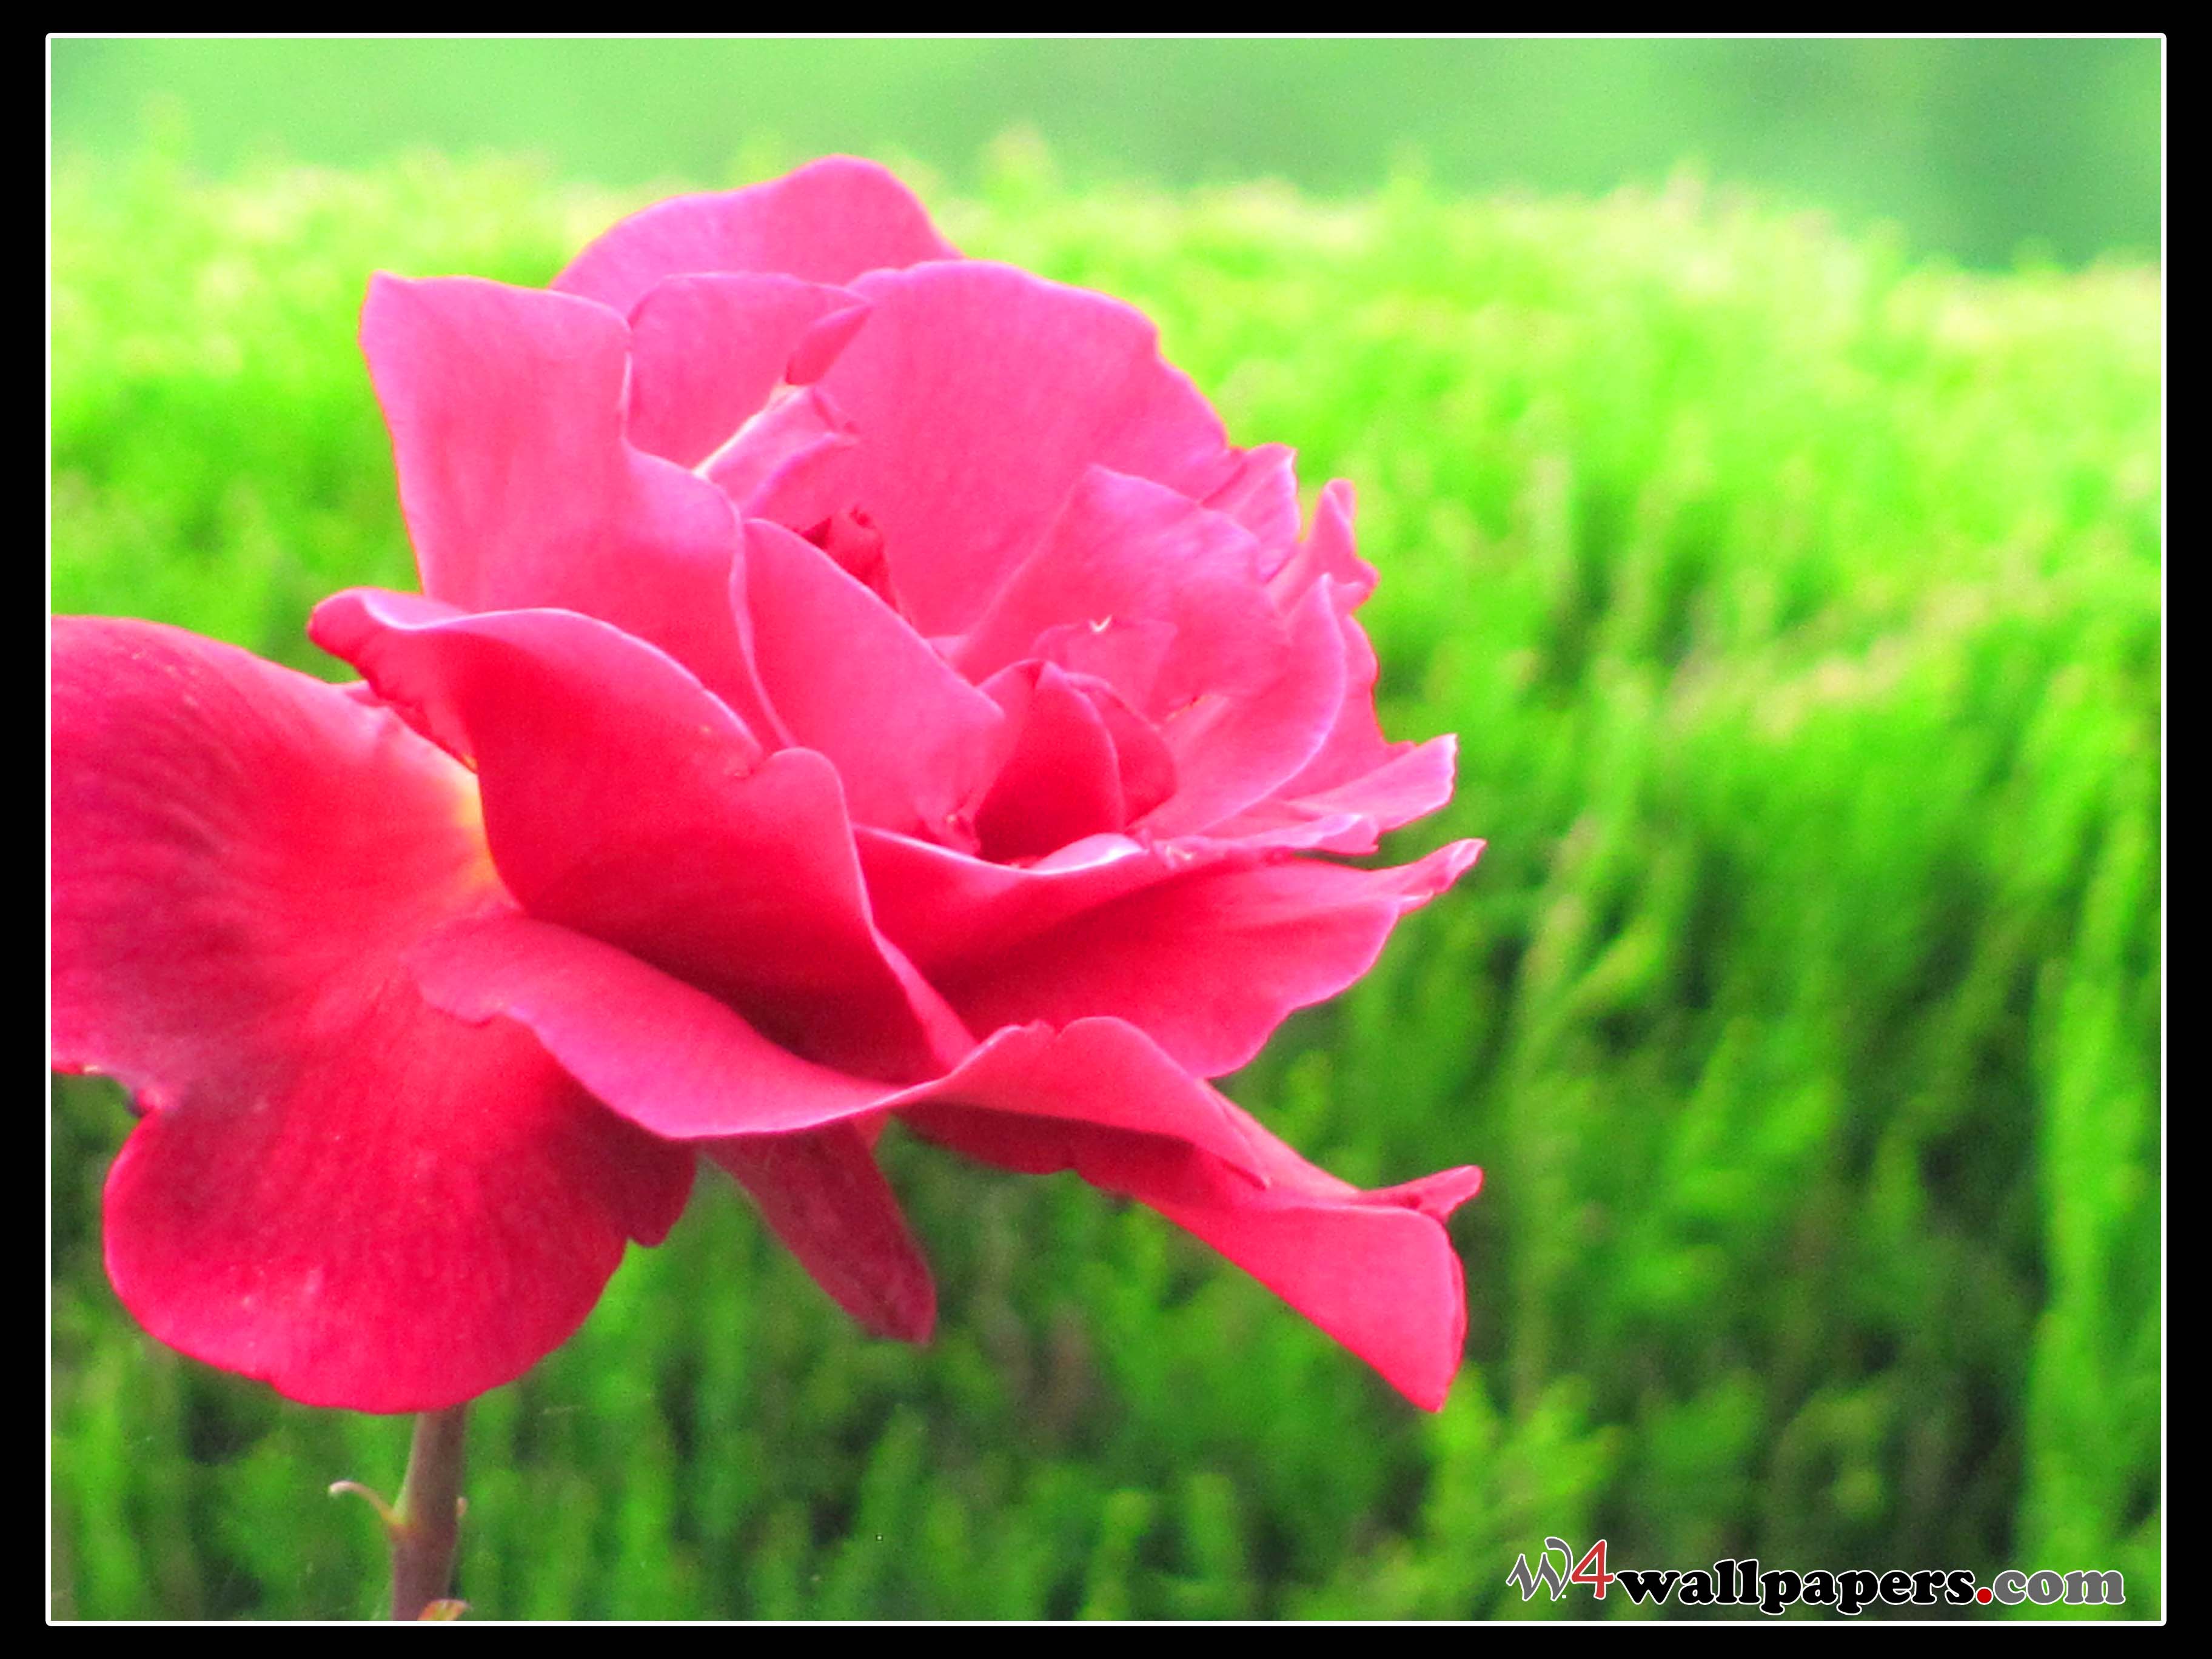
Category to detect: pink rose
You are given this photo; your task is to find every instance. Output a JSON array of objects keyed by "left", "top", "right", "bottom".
[{"left": 52, "top": 158, "right": 1484, "bottom": 1415}]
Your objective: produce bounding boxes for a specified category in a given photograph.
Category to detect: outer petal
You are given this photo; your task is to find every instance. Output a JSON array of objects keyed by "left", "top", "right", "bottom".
[
  {"left": 310, "top": 589, "right": 966, "bottom": 1081},
  {"left": 707, "top": 1127, "right": 937, "bottom": 1342},
  {"left": 904, "top": 1094, "right": 1481, "bottom": 1410},
  {"left": 361, "top": 274, "right": 776, "bottom": 734},
  {"left": 1213, "top": 735, "right": 1461, "bottom": 856},
  {"left": 554, "top": 155, "right": 959, "bottom": 314},
  {"left": 53, "top": 618, "right": 691, "bottom": 1412},
  {"left": 936, "top": 839, "right": 1484, "bottom": 1078},
  {"left": 409, "top": 914, "right": 1264, "bottom": 1185},
  {"left": 1269, "top": 478, "right": 1377, "bottom": 609},
  {"left": 740, "top": 519, "right": 1005, "bottom": 842},
  {"left": 407, "top": 913, "right": 889, "bottom": 1137},
  {"left": 767, "top": 261, "right": 1244, "bottom": 636}
]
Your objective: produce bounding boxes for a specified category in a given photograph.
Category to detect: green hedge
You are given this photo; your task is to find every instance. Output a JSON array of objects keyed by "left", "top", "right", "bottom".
[{"left": 50, "top": 147, "right": 2161, "bottom": 1620}]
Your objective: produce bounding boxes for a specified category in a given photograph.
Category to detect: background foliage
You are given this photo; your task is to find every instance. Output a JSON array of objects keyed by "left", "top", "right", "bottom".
[
  {"left": 51, "top": 135, "right": 2159, "bottom": 1618},
  {"left": 52, "top": 38, "right": 2162, "bottom": 270}
]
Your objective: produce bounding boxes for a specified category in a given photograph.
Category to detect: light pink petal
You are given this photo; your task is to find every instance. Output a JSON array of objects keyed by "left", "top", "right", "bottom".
[
  {"left": 707, "top": 1127, "right": 936, "bottom": 1341},
  {"left": 1214, "top": 735, "right": 1462, "bottom": 856},
  {"left": 936, "top": 839, "right": 1484, "bottom": 1077},
  {"left": 904, "top": 1092, "right": 1480, "bottom": 1410},
  {"left": 1268, "top": 478, "right": 1377, "bottom": 609},
  {"left": 625, "top": 273, "right": 866, "bottom": 468},
  {"left": 554, "top": 155, "right": 958, "bottom": 314},
  {"left": 1030, "top": 616, "right": 1178, "bottom": 714},
  {"left": 1201, "top": 443, "right": 1302, "bottom": 568},
  {"left": 53, "top": 618, "right": 691, "bottom": 1412},
  {"left": 772, "top": 261, "right": 1241, "bottom": 636},
  {"left": 740, "top": 520, "right": 1005, "bottom": 842},
  {"left": 950, "top": 468, "right": 1276, "bottom": 713},
  {"left": 1277, "top": 609, "right": 1397, "bottom": 790},
  {"left": 361, "top": 274, "right": 777, "bottom": 736},
  {"left": 701, "top": 384, "right": 857, "bottom": 514},
  {"left": 310, "top": 589, "right": 966, "bottom": 1081},
  {"left": 1138, "top": 578, "right": 1349, "bottom": 838}
]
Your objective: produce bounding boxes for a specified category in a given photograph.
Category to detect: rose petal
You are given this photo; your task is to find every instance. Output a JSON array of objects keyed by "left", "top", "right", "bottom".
[
  {"left": 740, "top": 519, "right": 1005, "bottom": 842},
  {"left": 896, "top": 1018, "right": 1267, "bottom": 1177},
  {"left": 554, "top": 155, "right": 959, "bottom": 315},
  {"left": 1201, "top": 443, "right": 1302, "bottom": 569},
  {"left": 936, "top": 839, "right": 1485, "bottom": 1077},
  {"left": 360, "top": 274, "right": 777, "bottom": 736},
  {"left": 1138, "top": 578, "right": 1349, "bottom": 839},
  {"left": 767, "top": 261, "right": 1243, "bottom": 636},
  {"left": 950, "top": 468, "right": 1276, "bottom": 714},
  {"left": 1268, "top": 478, "right": 1376, "bottom": 609},
  {"left": 857, "top": 828, "right": 1173, "bottom": 974},
  {"left": 416, "top": 914, "right": 1264, "bottom": 1182},
  {"left": 310, "top": 588, "right": 967, "bottom": 1079},
  {"left": 904, "top": 1094, "right": 1480, "bottom": 1410},
  {"left": 53, "top": 618, "right": 691, "bottom": 1412},
  {"left": 1213, "top": 735, "right": 1462, "bottom": 856},
  {"left": 625, "top": 273, "right": 866, "bottom": 469},
  {"left": 702, "top": 384, "right": 857, "bottom": 517},
  {"left": 407, "top": 912, "right": 890, "bottom": 1138},
  {"left": 971, "top": 663, "right": 1127, "bottom": 861},
  {"left": 707, "top": 1127, "right": 937, "bottom": 1341}
]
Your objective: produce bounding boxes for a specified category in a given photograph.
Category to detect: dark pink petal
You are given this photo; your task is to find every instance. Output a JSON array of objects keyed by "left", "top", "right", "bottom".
[
  {"left": 894, "top": 1018, "right": 1265, "bottom": 1176},
  {"left": 1078, "top": 674, "right": 1179, "bottom": 824},
  {"left": 53, "top": 618, "right": 691, "bottom": 1412},
  {"left": 625, "top": 273, "right": 866, "bottom": 469},
  {"left": 554, "top": 155, "right": 958, "bottom": 314},
  {"left": 904, "top": 1094, "right": 1480, "bottom": 1410},
  {"left": 857, "top": 801, "right": 1423, "bottom": 980},
  {"left": 971, "top": 663, "right": 1125, "bottom": 862},
  {"left": 857, "top": 828, "right": 1178, "bottom": 974},
  {"left": 950, "top": 469, "right": 1275, "bottom": 711},
  {"left": 310, "top": 589, "right": 966, "bottom": 1080},
  {"left": 407, "top": 913, "right": 890, "bottom": 1138},
  {"left": 1139, "top": 578, "right": 1349, "bottom": 838},
  {"left": 417, "top": 916, "right": 1262, "bottom": 1179},
  {"left": 360, "top": 274, "right": 776, "bottom": 734},
  {"left": 936, "top": 839, "right": 1484, "bottom": 1077},
  {"left": 741, "top": 520, "right": 1005, "bottom": 842},
  {"left": 707, "top": 1127, "right": 936, "bottom": 1341},
  {"left": 773, "top": 261, "right": 1241, "bottom": 636}
]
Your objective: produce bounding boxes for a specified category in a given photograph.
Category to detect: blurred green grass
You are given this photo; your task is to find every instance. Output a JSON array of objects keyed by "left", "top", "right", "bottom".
[
  {"left": 49, "top": 146, "right": 2160, "bottom": 1619},
  {"left": 51, "top": 38, "right": 2163, "bottom": 270}
]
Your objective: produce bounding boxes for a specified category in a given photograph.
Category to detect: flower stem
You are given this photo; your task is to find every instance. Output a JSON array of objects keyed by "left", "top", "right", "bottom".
[{"left": 386, "top": 1406, "right": 468, "bottom": 1620}]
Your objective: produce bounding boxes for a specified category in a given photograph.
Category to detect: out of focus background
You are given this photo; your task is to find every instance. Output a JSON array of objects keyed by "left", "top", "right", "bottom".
[{"left": 51, "top": 39, "right": 2161, "bottom": 1620}]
